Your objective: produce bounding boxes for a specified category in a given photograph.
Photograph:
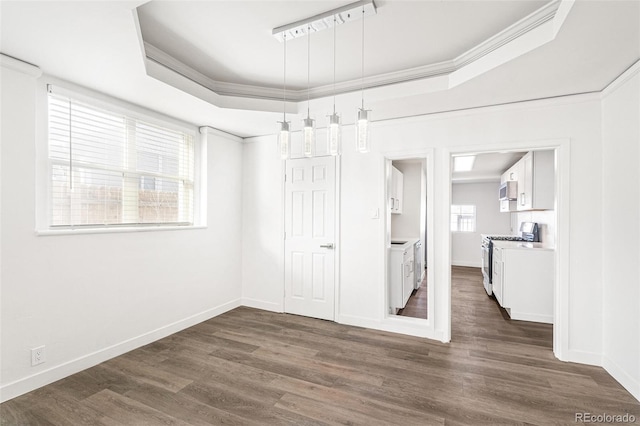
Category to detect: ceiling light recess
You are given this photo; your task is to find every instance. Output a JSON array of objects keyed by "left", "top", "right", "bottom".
[
  {"left": 453, "top": 155, "right": 476, "bottom": 172},
  {"left": 272, "top": 0, "right": 376, "bottom": 42}
]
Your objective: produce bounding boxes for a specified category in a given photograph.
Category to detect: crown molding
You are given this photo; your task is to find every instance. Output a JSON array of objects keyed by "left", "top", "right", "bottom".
[
  {"left": 0, "top": 53, "right": 42, "bottom": 78},
  {"left": 137, "top": 0, "right": 573, "bottom": 111},
  {"left": 601, "top": 59, "right": 640, "bottom": 99}
]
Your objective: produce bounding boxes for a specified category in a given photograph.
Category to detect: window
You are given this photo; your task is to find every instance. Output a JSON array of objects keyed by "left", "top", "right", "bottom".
[
  {"left": 451, "top": 205, "right": 476, "bottom": 232},
  {"left": 47, "top": 89, "right": 196, "bottom": 228}
]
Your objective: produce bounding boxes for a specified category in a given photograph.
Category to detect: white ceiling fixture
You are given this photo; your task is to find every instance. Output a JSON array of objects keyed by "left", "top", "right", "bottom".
[{"left": 272, "top": 0, "right": 377, "bottom": 43}]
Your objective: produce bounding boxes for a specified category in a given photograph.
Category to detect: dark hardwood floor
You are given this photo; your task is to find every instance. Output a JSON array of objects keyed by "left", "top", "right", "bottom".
[{"left": 2, "top": 266, "right": 639, "bottom": 425}]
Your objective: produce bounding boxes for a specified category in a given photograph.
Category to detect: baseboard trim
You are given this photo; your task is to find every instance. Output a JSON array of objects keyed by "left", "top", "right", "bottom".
[
  {"left": 564, "top": 349, "right": 602, "bottom": 366},
  {"left": 509, "top": 311, "right": 553, "bottom": 324},
  {"left": 337, "top": 313, "right": 445, "bottom": 342},
  {"left": 603, "top": 356, "right": 640, "bottom": 403},
  {"left": 451, "top": 260, "right": 481, "bottom": 268},
  {"left": 0, "top": 298, "right": 242, "bottom": 403},
  {"left": 241, "top": 297, "right": 283, "bottom": 313}
]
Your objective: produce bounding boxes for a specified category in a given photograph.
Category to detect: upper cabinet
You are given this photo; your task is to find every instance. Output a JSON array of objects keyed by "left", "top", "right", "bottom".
[
  {"left": 390, "top": 166, "right": 404, "bottom": 215},
  {"left": 516, "top": 151, "right": 554, "bottom": 211},
  {"left": 500, "top": 150, "right": 554, "bottom": 212}
]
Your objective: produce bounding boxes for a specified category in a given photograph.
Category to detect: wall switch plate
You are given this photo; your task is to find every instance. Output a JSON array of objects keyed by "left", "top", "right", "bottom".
[
  {"left": 31, "top": 346, "right": 45, "bottom": 366},
  {"left": 370, "top": 208, "right": 379, "bottom": 219}
]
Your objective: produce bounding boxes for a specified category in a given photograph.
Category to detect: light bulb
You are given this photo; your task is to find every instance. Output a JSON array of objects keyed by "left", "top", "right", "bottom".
[
  {"left": 303, "top": 117, "right": 315, "bottom": 158},
  {"left": 327, "top": 113, "right": 341, "bottom": 156},
  {"left": 278, "top": 121, "right": 290, "bottom": 160},
  {"left": 356, "top": 109, "right": 370, "bottom": 153}
]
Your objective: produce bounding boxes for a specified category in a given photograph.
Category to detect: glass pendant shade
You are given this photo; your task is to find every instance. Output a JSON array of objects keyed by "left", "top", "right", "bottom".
[
  {"left": 303, "top": 117, "right": 315, "bottom": 157},
  {"left": 278, "top": 121, "right": 290, "bottom": 160},
  {"left": 327, "top": 113, "right": 341, "bottom": 156},
  {"left": 356, "top": 108, "right": 370, "bottom": 153}
]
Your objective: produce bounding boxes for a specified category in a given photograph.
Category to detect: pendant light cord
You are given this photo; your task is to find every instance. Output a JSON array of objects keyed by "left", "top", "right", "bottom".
[
  {"left": 283, "top": 34, "right": 287, "bottom": 122},
  {"left": 333, "top": 15, "right": 337, "bottom": 115},
  {"left": 361, "top": 5, "right": 365, "bottom": 110},
  {"left": 307, "top": 24, "right": 311, "bottom": 118}
]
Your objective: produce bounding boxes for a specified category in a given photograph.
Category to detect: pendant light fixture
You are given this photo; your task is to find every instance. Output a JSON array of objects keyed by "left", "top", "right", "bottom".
[
  {"left": 327, "top": 15, "right": 341, "bottom": 156},
  {"left": 302, "top": 24, "right": 315, "bottom": 158},
  {"left": 356, "top": 4, "right": 371, "bottom": 153},
  {"left": 278, "top": 34, "right": 290, "bottom": 160}
]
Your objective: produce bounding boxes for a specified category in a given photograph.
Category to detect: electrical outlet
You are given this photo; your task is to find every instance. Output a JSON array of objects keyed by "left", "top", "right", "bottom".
[{"left": 31, "top": 346, "right": 45, "bottom": 366}]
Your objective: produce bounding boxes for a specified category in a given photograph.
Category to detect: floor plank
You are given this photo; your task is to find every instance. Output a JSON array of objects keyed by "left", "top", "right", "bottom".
[{"left": 2, "top": 266, "right": 639, "bottom": 425}]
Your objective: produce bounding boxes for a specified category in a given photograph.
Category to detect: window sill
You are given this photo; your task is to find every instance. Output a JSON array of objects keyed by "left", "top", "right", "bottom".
[{"left": 35, "top": 225, "right": 207, "bottom": 237}]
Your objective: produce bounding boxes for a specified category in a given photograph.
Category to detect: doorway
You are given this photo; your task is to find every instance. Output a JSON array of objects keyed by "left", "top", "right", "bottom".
[
  {"left": 283, "top": 156, "right": 336, "bottom": 321},
  {"left": 445, "top": 141, "right": 569, "bottom": 360}
]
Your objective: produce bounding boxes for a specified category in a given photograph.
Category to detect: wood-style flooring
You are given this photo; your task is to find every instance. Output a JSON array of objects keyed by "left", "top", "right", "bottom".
[
  {"left": 2, "top": 266, "right": 639, "bottom": 425},
  {"left": 398, "top": 269, "right": 427, "bottom": 319}
]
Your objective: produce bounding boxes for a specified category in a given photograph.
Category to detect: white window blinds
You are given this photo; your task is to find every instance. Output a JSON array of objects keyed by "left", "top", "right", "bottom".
[{"left": 48, "top": 89, "right": 195, "bottom": 227}]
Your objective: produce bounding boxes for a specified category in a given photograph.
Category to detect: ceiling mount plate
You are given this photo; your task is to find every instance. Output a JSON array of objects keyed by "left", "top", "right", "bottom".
[{"left": 272, "top": 0, "right": 377, "bottom": 42}]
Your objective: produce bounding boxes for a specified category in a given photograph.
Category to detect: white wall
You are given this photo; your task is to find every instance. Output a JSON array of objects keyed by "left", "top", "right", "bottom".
[
  {"left": 451, "top": 182, "right": 511, "bottom": 267},
  {"left": 0, "top": 62, "right": 244, "bottom": 401},
  {"left": 601, "top": 64, "right": 640, "bottom": 401},
  {"left": 241, "top": 136, "right": 284, "bottom": 312},
  {"left": 391, "top": 161, "right": 422, "bottom": 239},
  {"left": 243, "top": 93, "right": 604, "bottom": 358}
]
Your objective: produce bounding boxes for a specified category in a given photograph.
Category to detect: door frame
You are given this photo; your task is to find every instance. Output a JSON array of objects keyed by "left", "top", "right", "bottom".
[
  {"left": 442, "top": 138, "right": 570, "bottom": 361},
  {"left": 282, "top": 155, "right": 340, "bottom": 321},
  {"left": 379, "top": 148, "right": 437, "bottom": 339}
]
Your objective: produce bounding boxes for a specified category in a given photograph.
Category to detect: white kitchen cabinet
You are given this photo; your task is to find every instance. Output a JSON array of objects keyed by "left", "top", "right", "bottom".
[
  {"left": 516, "top": 150, "right": 554, "bottom": 211},
  {"left": 389, "top": 240, "right": 415, "bottom": 312},
  {"left": 498, "top": 245, "right": 554, "bottom": 324},
  {"left": 389, "top": 166, "right": 404, "bottom": 215}
]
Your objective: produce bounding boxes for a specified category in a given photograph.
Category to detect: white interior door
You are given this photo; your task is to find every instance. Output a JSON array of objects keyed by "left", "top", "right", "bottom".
[{"left": 284, "top": 156, "right": 336, "bottom": 321}]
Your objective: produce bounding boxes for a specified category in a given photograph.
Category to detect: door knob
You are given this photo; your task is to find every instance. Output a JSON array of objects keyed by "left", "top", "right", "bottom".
[{"left": 320, "top": 243, "right": 334, "bottom": 249}]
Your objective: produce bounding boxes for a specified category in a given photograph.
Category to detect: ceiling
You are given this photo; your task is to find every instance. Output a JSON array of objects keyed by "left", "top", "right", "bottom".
[
  {"left": 1, "top": 0, "right": 638, "bottom": 149},
  {"left": 136, "top": 0, "right": 549, "bottom": 90},
  {"left": 452, "top": 152, "right": 527, "bottom": 183}
]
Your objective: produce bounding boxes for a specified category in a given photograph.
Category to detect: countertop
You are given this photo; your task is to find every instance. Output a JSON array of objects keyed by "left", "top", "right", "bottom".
[
  {"left": 390, "top": 237, "right": 419, "bottom": 251},
  {"left": 491, "top": 240, "right": 555, "bottom": 251}
]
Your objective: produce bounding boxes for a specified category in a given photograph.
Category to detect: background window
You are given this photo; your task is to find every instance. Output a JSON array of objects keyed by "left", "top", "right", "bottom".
[
  {"left": 48, "top": 92, "right": 195, "bottom": 228},
  {"left": 451, "top": 204, "right": 476, "bottom": 232}
]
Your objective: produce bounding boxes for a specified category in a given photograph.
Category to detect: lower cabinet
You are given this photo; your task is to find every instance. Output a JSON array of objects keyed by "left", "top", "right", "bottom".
[
  {"left": 390, "top": 244, "right": 414, "bottom": 312},
  {"left": 496, "top": 247, "right": 554, "bottom": 324}
]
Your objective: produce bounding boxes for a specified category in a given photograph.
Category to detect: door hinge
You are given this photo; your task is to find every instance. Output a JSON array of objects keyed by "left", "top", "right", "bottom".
[{"left": 284, "top": 174, "right": 287, "bottom": 182}]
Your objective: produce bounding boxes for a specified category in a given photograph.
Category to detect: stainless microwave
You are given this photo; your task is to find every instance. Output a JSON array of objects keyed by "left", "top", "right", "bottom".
[{"left": 499, "top": 181, "right": 517, "bottom": 200}]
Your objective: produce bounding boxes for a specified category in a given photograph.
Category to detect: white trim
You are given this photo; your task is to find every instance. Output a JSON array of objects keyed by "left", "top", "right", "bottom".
[
  {"left": 444, "top": 138, "right": 571, "bottom": 358},
  {"left": 199, "top": 126, "right": 243, "bottom": 143},
  {"left": 603, "top": 356, "right": 640, "bottom": 402},
  {"left": 135, "top": 1, "right": 572, "bottom": 110},
  {"left": 241, "top": 298, "right": 283, "bottom": 313},
  {"left": 601, "top": 59, "right": 640, "bottom": 99},
  {"left": 563, "top": 349, "right": 603, "bottom": 367},
  {"left": 0, "top": 53, "right": 42, "bottom": 78},
  {"left": 35, "top": 225, "right": 207, "bottom": 237},
  {"left": 508, "top": 311, "right": 553, "bottom": 324},
  {"left": 0, "top": 299, "right": 241, "bottom": 403},
  {"left": 334, "top": 155, "right": 342, "bottom": 322},
  {"left": 337, "top": 313, "right": 446, "bottom": 341},
  {"left": 379, "top": 148, "right": 436, "bottom": 339}
]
